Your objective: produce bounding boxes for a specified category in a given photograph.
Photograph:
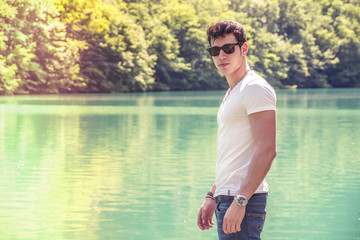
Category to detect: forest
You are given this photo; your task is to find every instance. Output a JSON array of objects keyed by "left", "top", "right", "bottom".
[{"left": 1, "top": 0, "right": 360, "bottom": 94}]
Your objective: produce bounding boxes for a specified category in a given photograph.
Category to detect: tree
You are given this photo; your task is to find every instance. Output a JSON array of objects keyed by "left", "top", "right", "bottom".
[
  {"left": 0, "top": 0, "right": 83, "bottom": 94},
  {"left": 324, "top": 0, "right": 360, "bottom": 87},
  {"left": 1, "top": 0, "right": 360, "bottom": 94}
]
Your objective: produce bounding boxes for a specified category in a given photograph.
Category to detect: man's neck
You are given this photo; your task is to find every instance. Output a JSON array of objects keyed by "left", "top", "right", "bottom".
[{"left": 227, "top": 63, "right": 250, "bottom": 90}]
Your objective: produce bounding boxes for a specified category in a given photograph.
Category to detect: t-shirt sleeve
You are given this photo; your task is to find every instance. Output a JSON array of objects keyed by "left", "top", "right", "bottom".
[{"left": 242, "top": 82, "right": 277, "bottom": 115}]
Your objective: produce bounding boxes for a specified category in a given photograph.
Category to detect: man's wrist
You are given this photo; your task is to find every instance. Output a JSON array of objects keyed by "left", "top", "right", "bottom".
[
  {"left": 234, "top": 194, "right": 248, "bottom": 207},
  {"left": 205, "top": 191, "right": 214, "bottom": 201}
]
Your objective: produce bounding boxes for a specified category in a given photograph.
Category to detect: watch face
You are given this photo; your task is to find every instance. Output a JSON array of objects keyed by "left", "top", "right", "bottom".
[
  {"left": 236, "top": 195, "right": 248, "bottom": 206},
  {"left": 238, "top": 197, "right": 245, "bottom": 204}
]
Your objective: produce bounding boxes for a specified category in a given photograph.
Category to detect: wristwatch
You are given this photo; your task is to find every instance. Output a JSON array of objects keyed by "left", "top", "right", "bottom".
[{"left": 234, "top": 194, "right": 248, "bottom": 207}]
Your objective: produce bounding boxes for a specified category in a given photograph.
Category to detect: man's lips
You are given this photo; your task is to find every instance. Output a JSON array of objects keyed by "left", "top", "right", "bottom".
[{"left": 218, "top": 63, "right": 229, "bottom": 68}]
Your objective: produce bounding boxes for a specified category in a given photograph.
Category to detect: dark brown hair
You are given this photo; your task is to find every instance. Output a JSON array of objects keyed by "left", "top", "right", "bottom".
[{"left": 206, "top": 20, "right": 247, "bottom": 46}]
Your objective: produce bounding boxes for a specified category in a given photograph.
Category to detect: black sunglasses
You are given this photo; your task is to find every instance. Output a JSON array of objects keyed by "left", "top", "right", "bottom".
[{"left": 207, "top": 42, "right": 244, "bottom": 56}]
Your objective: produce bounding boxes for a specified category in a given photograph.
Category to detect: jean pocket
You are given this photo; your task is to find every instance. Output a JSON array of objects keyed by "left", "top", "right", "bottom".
[
  {"left": 246, "top": 213, "right": 266, "bottom": 239},
  {"left": 216, "top": 202, "right": 230, "bottom": 216}
]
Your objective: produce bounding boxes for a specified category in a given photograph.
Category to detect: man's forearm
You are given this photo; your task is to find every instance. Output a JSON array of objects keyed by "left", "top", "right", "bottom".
[
  {"left": 209, "top": 183, "right": 216, "bottom": 195},
  {"left": 238, "top": 110, "right": 277, "bottom": 199},
  {"left": 238, "top": 148, "right": 276, "bottom": 199}
]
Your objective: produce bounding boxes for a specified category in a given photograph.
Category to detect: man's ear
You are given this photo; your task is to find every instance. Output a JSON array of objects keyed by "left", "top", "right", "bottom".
[{"left": 241, "top": 42, "right": 248, "bottom": 55}]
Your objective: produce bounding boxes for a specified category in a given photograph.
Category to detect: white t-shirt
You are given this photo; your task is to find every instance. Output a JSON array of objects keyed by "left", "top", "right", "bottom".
[{"left": 214, "top": 70, "right": 277, "bottom": 197}]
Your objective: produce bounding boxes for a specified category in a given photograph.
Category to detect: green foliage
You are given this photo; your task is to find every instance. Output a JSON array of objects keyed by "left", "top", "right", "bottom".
[
  {"left": 231, "top": 0, "right": 359, "bottom": 88},
  {"left": 0, "top": 0, "right": 84, "bottom": 94},
  {"left": 1, "top": 0, "right": 360, "bottom": 94}
]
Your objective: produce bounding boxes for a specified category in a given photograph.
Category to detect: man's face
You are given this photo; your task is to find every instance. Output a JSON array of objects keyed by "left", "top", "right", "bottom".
[{"left": 210, "top": 34, "right": 244, "bottom": 77}]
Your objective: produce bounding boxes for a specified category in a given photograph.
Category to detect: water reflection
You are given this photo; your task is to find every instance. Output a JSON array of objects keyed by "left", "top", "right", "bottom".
[
  {"left": 268, "top": 89, "right": 360, "bottom": 239},
  {"left": 0, "top": 89, "right": 359, "bottom": 240}
]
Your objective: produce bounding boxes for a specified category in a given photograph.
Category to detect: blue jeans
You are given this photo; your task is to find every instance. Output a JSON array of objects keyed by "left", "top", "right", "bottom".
[{"left": 215, "top": 193, "right": 268, "bottom": 240}]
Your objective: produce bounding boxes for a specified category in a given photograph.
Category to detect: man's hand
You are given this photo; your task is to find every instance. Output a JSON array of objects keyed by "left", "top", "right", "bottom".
[
  {"left": 222, "top": 201, "right": 245, "bottom": 234},
  {"left": 197, "top": 198, "right": 216, "bottom": 230}
]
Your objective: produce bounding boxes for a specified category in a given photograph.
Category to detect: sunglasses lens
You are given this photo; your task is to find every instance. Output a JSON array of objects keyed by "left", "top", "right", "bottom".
[
  {"left": 222, "top": 44, "right": 236, "bottom": 54},
  {"left": 208, "top": 47, "right": 220, "bottom": 56}
]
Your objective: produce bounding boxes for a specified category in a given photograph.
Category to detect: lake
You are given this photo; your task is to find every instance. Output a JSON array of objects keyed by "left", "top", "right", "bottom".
[{"left": 0, "top": 89, "right": 359, "bottom": 240}]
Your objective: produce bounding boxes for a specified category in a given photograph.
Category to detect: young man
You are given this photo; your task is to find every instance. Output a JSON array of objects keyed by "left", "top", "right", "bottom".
[{"left": 197, "top": 20, "right": 277, "bottom": 240}]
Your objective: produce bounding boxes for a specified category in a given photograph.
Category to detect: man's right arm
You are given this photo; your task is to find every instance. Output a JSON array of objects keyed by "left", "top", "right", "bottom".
[{"left": 197, "top": 184, "right": 216, "bottom": 230}]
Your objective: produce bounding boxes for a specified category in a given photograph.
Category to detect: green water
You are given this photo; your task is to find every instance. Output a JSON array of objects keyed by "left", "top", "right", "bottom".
[{"left": 0, "top": 89, "right": 359, "bottom": 240}]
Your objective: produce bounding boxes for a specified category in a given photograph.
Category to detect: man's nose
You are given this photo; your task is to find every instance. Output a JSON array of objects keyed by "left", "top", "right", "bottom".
[{"left": 218, "top": 49, "right": 227, "bottom": 58}]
